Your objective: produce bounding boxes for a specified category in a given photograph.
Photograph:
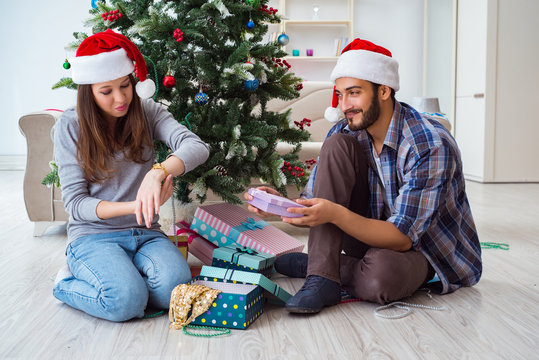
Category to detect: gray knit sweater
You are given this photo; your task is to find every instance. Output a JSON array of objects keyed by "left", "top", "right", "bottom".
[{"left": 53, "top": 99, "right": 210, "bottom": 242}]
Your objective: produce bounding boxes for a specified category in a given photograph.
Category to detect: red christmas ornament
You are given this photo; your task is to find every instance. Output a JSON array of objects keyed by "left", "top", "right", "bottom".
[
  {"left": 163, "top": 74, "right": 176, "bottom": 88},
  {"left": 263, "top": 57, "right": 290, "bottom": 71},
  {"left": 294, "top": 118, "right": 312, "bottom": 130},
  {"left": 259, "top": 5, "right": 278, "bottom": 15},
  {"left": 101, "top": 9, "right": 123, "bottom": 23},
  {"left": 281, "top": 161, "right": 306, "bottom": 179},
  {"left": 173, "top": 28, "right": 184, "bottom": 42},
  {"left": 303, "top": 158, "right": 317, "bottom": 169}
]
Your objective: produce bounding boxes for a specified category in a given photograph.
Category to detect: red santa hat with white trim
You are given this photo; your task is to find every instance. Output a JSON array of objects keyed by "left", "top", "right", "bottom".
[
  {"left": 69, "top": 29, "right": 156, "bottom": 99},
  {"left": 324, "top": 38, "right": 400, "bottom": 123}
]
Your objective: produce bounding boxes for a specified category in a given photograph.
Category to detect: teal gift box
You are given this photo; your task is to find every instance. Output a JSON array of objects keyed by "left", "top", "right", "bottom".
[
  {"left": 212, "top": 245, "right": 275, "bottom": 278},
  {"left": 187, "top": 278, "right": 263, "bottom": 330},
  {"left": 198, "top": 265, "right": 292, "bottom": 304}
]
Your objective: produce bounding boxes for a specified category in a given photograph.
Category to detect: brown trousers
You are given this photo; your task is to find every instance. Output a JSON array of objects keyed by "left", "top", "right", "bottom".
[{"left": 307, "top": 133, "right": 434, "bottom": 304}]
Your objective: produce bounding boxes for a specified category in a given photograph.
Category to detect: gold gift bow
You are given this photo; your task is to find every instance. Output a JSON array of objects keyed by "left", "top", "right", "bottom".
[{"left": 169, "top": 283, "right": 222, "bottom": 330}]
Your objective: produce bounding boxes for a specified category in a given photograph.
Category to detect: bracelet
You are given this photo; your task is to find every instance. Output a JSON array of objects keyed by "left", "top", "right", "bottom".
[{"left": 151, "top": 163, "right": 169, "bottom": 178}]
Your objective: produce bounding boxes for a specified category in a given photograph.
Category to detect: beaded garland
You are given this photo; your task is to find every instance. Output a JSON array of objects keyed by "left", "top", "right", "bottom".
[{"left": 182, "top": 324, "right": 230, "bottom": 337}]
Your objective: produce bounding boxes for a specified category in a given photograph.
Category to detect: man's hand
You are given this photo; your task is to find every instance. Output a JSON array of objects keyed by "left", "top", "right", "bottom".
[
  {"left": 282, "top": 198, "right": 340, "bottom": 227},
  {"left": 244, "top": 186, "right": 283, "bottom": 218}
]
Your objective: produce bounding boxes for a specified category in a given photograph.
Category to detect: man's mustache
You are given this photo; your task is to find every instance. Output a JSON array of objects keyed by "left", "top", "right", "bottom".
[{"left": 345, "top": 109, "right": 363, "bottom": 117}]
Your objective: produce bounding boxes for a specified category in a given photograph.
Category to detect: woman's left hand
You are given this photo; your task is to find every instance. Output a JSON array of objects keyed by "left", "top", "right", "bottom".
[
  {"left": 135, "top": 172, "right": 173, "bottom": 228},
  {"left": 282, "top": 198, "right": 340, "bottom": 227}
]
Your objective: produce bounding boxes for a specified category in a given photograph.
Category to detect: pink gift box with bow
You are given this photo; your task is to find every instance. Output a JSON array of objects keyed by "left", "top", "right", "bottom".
[{"left": 191, "top": 203, "right": 304, "bottom": 257}]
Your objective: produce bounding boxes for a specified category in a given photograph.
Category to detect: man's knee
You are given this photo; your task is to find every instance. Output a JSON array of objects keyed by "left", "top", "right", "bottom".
[
  {"left": 320, "top": 133, "right": 358, "bottom": 157},
  {"left": 351, "top": 249, "right": 427, "bottom": 304},
  {"left": 358, "top": 274, "right": 395, "bottom": 304}
]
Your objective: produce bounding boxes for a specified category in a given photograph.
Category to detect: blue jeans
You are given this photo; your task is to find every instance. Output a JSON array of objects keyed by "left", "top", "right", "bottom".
[{"left": 53, "top": 228, "right": 191, "bottom": 322}]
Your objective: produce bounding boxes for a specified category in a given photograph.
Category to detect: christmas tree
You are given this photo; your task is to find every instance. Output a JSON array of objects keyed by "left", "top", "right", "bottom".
[{"left": 52, "top": 0, "right": 310, "bottom": 204}]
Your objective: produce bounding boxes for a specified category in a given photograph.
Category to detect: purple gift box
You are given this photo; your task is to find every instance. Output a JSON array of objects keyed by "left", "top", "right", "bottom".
[{"left": 247, "top": 188, "right": 305, "bottom": 218}]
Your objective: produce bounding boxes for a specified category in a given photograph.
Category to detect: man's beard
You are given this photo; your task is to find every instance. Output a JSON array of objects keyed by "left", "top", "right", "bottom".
[{"left": 346, "top": 91, "right": 381, "bottom": 131}]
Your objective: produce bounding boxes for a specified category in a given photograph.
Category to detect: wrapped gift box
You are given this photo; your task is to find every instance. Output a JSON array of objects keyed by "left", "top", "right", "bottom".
[
  {"left": 167, "top": 223, "right": 189, "bottom": 260},
  {"left": 191, "top": 203, "right": 304, "bottom": 257},
  {"left": 187, "top": 278, "right": 263, "bottom": 330},
  {"left": 168, "top": 221, "right": 216, "bottom": 264},
  {"left": 247, "top": 188, "right": 305, "bottom": 218},
  {"left": 189, "top": 235, "right": 217, "bottom": 265},
  {"left": 198, "top": 265, "right": 292, "bottom": 304},
  {"left": 212, "top": 245, "right": 275, "bottom": 278}
]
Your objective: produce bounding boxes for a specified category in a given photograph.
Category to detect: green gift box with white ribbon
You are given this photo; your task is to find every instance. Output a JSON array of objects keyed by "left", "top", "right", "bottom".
[
  {"left": 212, "top": 245, "right": 275, "bottom": 278},
  {"left": 198, "top": 265, "right": 292, "bottom": 304}
]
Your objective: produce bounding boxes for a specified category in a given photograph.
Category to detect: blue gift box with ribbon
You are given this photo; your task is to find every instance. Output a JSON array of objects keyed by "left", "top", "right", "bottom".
[
  {"left": 187, "top": 278, "right": 263, "bottom": 330},
  {"left": 212, "top": 245, "right": 275, "bottom": 278},
  {"left": 191, "top": 203, "right": 304, "bottom": 257}
]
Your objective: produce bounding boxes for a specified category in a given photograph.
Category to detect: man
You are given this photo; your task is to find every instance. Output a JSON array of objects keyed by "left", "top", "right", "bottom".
[{"left": 246, "top": 39, "right": 482, "bottom": 314}]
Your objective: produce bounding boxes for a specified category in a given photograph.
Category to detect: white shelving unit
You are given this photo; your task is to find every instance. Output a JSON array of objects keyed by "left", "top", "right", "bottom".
[
  {"left": 266, "top": 0, "right": 354, "bottom": 80},
  {"left": 278, "top": 0, "right": 353, "bottom": 59}
]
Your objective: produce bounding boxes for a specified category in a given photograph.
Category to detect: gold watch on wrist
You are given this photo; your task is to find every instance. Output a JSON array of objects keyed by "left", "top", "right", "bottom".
[{"left": 151, "top": 162, "right": 169, "bottom": 178}]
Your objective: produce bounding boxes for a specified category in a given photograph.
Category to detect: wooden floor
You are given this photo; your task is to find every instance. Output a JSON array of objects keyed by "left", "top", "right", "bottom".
[{"left": 0, "top": 170, "right": 538, "bottom": 360}]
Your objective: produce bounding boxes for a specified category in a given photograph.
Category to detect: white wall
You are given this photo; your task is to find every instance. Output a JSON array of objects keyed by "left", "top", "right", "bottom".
[
  {"left": 426, "top": 0, "right": 454, "bottom": 121},
  {"left": 0, "top": 1, "right": 90, "bottom": 157},
  {"left": 354, "top": 0, "right": 425, "bottom": 105},
  {"left": 0, "top": 0, "right": 425, "bottom": 156}
]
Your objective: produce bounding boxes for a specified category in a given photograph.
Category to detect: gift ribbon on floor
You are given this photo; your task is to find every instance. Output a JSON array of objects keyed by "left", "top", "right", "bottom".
[
  {"left": 373, "top": 289, "right": 445, "bottom": 319},
  {"left": 480, "top": 242, "right": 509, "bottom": 250},
  {"left": 143, "top": 310, "right": 165, "bottom": 319},
  {"left": 182, "top": 324, "right": 230, "bottom": 337}
]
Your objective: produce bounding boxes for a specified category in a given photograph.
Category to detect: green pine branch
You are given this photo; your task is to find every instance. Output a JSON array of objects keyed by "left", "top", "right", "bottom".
[
  {"left": 52, "top": 78, "right": 77, "bottom": 90},
  {"left": 41, "top": 161, "right": 60, "bottom": 188}
]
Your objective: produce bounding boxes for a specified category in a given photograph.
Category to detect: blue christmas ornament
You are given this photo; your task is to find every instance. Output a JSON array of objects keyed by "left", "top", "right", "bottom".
[
  {"left": 247, "top": 19, "right": 255, "bottom": 29},
  {"left": 277, "top": 34, "right": 290, "bottom": 45},
  {"left": 194, "top": 91, "right": 209, "bottom": 105},
  {"left": 244, "top": 78, "right": 259, "bottom": 92},
  {"left": 91, "top": 0, "right": 105, "bottom": 9}
]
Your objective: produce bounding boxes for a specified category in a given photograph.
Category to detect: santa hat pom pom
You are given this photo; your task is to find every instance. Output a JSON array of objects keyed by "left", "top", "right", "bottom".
[
  {"left": 324, "top": 107, "right": 343, "bottom": 123},
  {"left": 136, "top": 79, "right": 156, "bottom": 99}
]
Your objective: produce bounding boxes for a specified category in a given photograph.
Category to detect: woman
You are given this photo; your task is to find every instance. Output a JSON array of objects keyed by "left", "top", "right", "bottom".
[{"left": 52, "top": 29, "right": 209, "bottom": 321}]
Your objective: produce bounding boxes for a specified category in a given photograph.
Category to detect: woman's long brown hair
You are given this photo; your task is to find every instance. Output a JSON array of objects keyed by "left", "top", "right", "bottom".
[{"left": 76, "top": 75, "right": 152, "bottom": 183}]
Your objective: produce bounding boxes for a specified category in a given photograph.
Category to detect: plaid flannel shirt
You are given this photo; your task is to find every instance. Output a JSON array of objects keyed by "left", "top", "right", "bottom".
[{"left": 302, "top": 101, "right": 482, "bottom": 294}]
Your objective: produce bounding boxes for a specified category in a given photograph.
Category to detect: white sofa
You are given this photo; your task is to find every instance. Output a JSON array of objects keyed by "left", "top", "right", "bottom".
[{"left": 19, "top": 110, "right": 69, "bottom": 236}]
